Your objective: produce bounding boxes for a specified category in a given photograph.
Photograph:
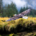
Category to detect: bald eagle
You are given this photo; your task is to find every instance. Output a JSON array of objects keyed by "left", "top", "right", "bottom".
[{"left": 6, "top": 8, "right": 32, "bottom": 21}]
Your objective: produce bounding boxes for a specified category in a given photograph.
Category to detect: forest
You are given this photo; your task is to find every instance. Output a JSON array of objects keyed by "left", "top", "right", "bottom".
[{"left": 0, "top": 0, "right": 36, "bottom": 17}]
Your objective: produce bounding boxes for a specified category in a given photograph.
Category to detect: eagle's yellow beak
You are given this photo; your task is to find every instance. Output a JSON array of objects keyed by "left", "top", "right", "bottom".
[{"left": 13, "top": 14, "right": 17, "bottom": 16}]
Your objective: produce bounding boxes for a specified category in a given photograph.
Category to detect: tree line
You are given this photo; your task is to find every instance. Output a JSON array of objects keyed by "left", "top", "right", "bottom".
[
  {"left": 0, "top": 0, "right": 36, "bottom": 17},
  {"left": 2, "top": 2, "right": 18, "bottom": 17},
  {"left": 20, "top": 7, "right": 36, "bottom": 17}
]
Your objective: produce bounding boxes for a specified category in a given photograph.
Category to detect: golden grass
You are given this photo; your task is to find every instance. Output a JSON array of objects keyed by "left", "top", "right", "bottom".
[
  {"left": 9, "top": 33, "right": 14, "bottom": 36},
  {"left": 0, "top": 17, "right": 36, "bottom": 22},
  {"left": 0, "top": 17, "right": 36, "bottom": 27},
  {"left": 0, "top": 17, "right": 36, "bottom": 36},
  {"left": 0, "top": 17, "right": 36, "bottom": 31},
  {"left": 0, "top": 17, "right": 10, "bottom": 21}
]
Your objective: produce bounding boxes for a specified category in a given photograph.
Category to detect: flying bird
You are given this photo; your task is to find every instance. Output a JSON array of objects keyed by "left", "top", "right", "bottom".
[{"left": 6, "top": 8, "right": 32, "bottom": 21}]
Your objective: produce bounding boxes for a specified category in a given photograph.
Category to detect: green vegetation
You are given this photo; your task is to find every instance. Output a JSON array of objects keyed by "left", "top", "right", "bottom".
[
  {"left": 2, "top": 2, "right": 18, "bottom": 17},
  {"left": 0, "top": 0, "right": 36, "bottom": 36},
  {"left": 0, "top": 0, "right": 18, "bottom": 17},
  {"left": 0, "top": 0, "right": 36, "bottom": 17},
  {"left": 20, "top": 6, "right": 36, "bottom": 17},
  {"left": 0, "top": 19, "right": 36, "bottom": 36}
]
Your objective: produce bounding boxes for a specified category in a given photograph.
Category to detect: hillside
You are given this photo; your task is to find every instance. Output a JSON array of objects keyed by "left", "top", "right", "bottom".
[{"left": 0, "top": 17, "right": 36, "bottom": 36}]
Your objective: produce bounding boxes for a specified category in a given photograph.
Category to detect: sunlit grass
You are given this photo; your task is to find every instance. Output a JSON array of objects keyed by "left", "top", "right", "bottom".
[
  {"left": 0, "top": 17, "right": 36, "bottom": 36},
  {"left": 0, "top": 17, "right": 36, "bottom": 29},
  {"left": 9, "top": 33, "right": 14, "bottom": 36}
]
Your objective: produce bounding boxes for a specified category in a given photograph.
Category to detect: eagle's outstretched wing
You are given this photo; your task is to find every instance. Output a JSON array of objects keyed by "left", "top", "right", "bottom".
[{"left": 6, "top": 9, "right": 31, "bottom": 21}]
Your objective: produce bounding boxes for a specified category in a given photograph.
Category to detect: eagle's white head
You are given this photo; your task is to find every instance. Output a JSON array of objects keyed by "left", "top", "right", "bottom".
[{"left": 13, "top": 14, "right": 17, "bottom": 16}]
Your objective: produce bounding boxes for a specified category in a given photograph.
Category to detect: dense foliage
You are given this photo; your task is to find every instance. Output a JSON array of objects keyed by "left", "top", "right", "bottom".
[
  {"left": 0, "top": 17, "right": 36, "bottom": 36},
  {"left": 0, "top": 0, "right": 18, "bottom": 17},
  {"left": 20, "top": 6, "right": 36, "bottom": 17},
  {"left": 0, "top": 0, "right": 36, "bottom": 17},
  {"left": 2, "top": 2, "right": 18, "bottom": 17}
]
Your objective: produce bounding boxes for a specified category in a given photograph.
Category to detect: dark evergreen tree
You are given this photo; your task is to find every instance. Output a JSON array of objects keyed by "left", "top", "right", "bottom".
[
  {"left": 20, "top": 7, "right": 23, "bottom": 13},
  {"left": 2, "top": 2, "right": 18, "bottom": 17},
  {"left": 19, "top": 6, "right": 36, "bottom": 17},
  {"left": 0, "top": 0, "right": 3, "bottom": 15}
]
